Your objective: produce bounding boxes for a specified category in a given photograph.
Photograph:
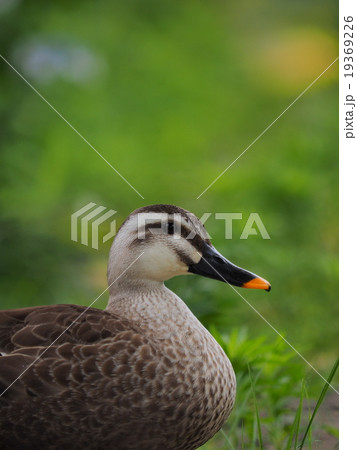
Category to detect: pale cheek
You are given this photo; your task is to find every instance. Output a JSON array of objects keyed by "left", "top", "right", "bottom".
[
  {"left": 162, "top": 261, "right": 188, "bottom": 279},
  {"left": 134, "top": 245, "right": 183, "bottom": 281}
]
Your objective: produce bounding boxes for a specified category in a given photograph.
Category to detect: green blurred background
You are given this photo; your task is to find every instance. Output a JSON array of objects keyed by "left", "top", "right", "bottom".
[{"left": 0, "top": 0, "right": 337, "bottom": 388}]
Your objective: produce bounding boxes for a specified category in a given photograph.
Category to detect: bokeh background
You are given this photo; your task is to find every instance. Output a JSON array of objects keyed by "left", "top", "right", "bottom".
[{"left": 0, "top": 0, "right": 338, "bottom": 447}]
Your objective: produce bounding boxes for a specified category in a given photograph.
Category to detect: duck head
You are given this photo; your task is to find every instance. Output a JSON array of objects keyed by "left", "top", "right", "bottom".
[{"left": 108, "top": 204, "right": 271, "bottom": 292}]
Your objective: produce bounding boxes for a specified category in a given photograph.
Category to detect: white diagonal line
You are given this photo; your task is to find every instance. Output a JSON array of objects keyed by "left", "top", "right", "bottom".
[
  {"left": 0, "top": 252, "right": 144, "bottom": 398},
  {"left": 199, "top": 253, "right": 339, "bottom": 394},
  {"left": 196, "top": 56, "right": 339, "bottom": 199},
  {"left": 0, "top": 53, "right": 144, "bottom": 200}
]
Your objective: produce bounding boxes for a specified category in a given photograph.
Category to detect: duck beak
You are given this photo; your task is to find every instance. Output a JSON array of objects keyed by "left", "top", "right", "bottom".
[{"left": 188, "top": 242, "right": 271, "bottom": 291}]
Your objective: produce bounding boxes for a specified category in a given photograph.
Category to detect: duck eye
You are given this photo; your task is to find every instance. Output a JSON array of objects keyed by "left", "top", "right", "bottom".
[{"left": 167, "top": 221, "right": 175, "bottom": 235}]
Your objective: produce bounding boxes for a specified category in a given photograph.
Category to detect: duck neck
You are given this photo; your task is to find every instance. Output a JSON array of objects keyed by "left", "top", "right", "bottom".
[{"left": 106, "top": 281, "right": 203, "bottom": 341}]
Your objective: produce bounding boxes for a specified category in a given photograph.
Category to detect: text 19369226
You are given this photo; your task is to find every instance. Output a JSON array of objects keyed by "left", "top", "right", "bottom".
[{"left": 343, "top": 16, "right": 355, "bottom": 139}]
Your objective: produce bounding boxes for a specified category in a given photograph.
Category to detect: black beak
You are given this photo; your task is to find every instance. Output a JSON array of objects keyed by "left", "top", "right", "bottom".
[{"left": 188, "top": 242, "right": 271, "bottom": 291}]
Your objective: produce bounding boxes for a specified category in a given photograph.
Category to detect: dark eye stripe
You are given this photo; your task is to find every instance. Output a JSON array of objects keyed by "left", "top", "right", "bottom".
[
  {"left": 174, "top": 249, "right": 194, "bottom": 266},
  {"left": 142, "top": 221, "right": 208, "bottom": 252},
  {"left": 190, "top": 235, "right": 207, "bottom": 252}
]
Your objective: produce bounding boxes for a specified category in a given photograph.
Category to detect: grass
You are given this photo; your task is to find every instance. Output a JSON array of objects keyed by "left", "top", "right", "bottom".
[
  {"left": 297, "top": 359, "right": 339, "bottom": 449},
  {"left": 200, "top": 329, "right": 339, "bottom": 449},
  {"left": 248, "top": 364, "right": 263, "bottom": 450},
  {"left": 286, "top": 380, "right": 304, "bottom": 449}
]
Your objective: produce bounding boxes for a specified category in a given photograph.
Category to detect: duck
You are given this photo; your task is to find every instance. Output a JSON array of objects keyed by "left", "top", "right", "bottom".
[{"left": 0, "top": 204, "right": 270, "bottom": 450}]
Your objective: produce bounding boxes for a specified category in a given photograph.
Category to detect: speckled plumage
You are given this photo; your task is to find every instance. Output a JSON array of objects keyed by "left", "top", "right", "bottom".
[
  {"left": 0, "top": 295, "right": 235, "bottom": 450},
  {"left": 0, "top": 204, "right": 270, "bottom": 450}
]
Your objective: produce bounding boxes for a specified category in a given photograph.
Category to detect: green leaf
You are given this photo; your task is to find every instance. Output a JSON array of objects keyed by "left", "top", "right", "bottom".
[
  {"left": 248, "top": 363, "right": 263, "bottom": 450},
  {"left": 298, "top": 359, "right": 339, "bottom": 449}
]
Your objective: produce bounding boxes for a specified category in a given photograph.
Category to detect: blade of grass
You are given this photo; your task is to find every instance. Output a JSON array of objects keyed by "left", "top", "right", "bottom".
[
  {"left": 298, "top": 359, "right": 339, "bottom": 449},
  {"left": 252, "top": 418, "right": 257, "bottom": 450},
  {"left": 305, "top": 385, "right": 312, "bottom": 450},
  {"left": 294, "top": 380, "right": 305, "bottom": 449},
  {"left": 219, "top": 428, "right": 235, "bottom": 450},
  {"left": 228, "top": 378, "right": 252, "bottom": 441},
  {"left": 323, "top": 425, "right": 338, "bottom": 438},
  {"left": 248, "top": 364, "right": 263, "bottom": 450},
  {"left": 285, "top": 379, "right": 305, "bottom": 450},
  {"left": 226, "top": 375, "right": 246, "bottom": 440}
]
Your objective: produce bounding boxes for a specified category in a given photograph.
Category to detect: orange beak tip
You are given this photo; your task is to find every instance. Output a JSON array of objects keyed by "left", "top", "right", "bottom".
[{"left": 242, "top": 277, "right": 271, "bottom": 292}]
